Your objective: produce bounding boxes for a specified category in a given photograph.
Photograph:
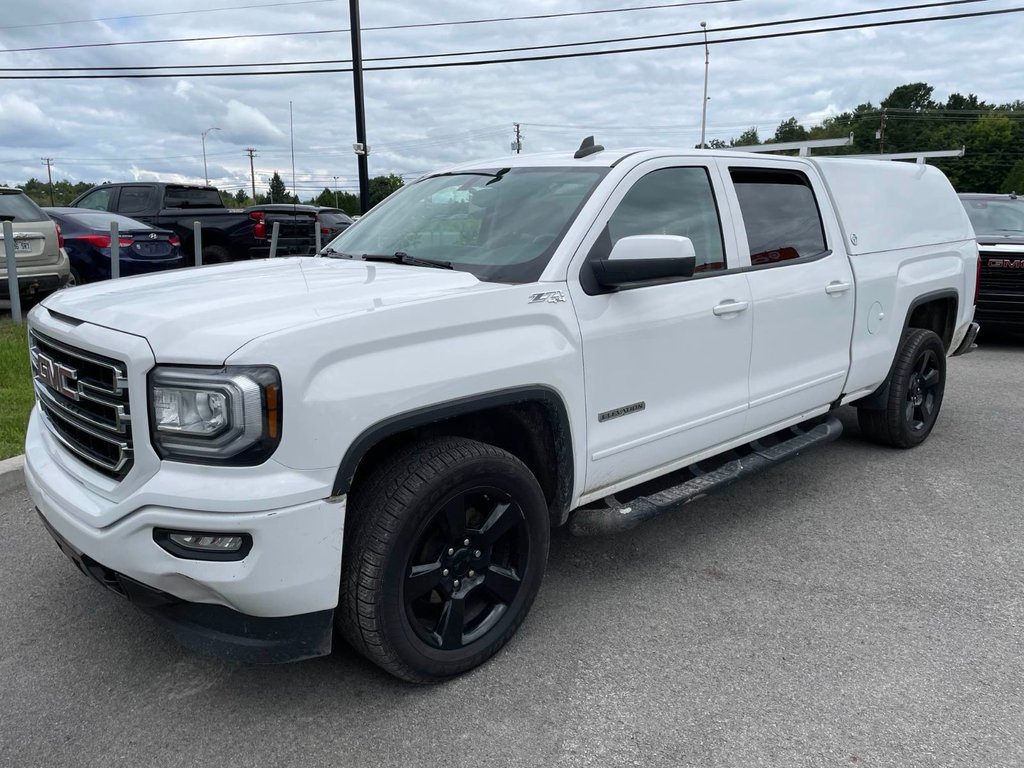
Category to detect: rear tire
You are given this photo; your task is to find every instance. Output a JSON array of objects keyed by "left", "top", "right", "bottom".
[
  {"left": 200, "top": 244, "right": 230, "bottom": 264},
  {"left": 857, "top": 328, "right": 946, "bottom": 448},
  {"left": 338, "top": 437, "right": 549, "bottom": 683}
]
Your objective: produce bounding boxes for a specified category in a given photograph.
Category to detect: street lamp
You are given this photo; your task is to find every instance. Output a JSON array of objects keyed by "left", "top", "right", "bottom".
[
  {"left": 699, "top": 21, "right": 709, "bottom": 149},
  {"left": 201, "top": 127, "right": 221, "bottom": 187},
  {"left": 333, "top": 175, "right": 340, "bottom": 208}
]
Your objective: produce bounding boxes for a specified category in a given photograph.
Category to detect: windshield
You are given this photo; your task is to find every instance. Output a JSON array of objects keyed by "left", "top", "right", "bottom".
[
  {"left": 163, "top": 187, "right": 224, "bottom": 209},
  {"left": 323, "top": 166, "right": 608, "bottom": 283},
  {"left": 961, "top": 198, "right": 1024, "bottom": 234}
]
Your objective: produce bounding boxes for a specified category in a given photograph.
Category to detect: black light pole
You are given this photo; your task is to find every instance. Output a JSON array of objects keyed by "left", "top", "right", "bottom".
[{"left": 349, "top": 0, "right": 370, "bottom": 214}]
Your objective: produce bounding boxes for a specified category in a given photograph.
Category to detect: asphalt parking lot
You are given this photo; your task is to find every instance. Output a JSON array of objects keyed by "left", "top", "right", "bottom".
[{"left": 1, "top": 342, "right": 1021, "bottom": 768}]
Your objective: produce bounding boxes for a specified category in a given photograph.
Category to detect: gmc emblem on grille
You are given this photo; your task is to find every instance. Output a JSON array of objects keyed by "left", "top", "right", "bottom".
[
  {"left": 36, "top": 352, "right": 79, "bottom": 401},
  {"left": 988, "top": 259, "right": 1024, "bottom": 268}
]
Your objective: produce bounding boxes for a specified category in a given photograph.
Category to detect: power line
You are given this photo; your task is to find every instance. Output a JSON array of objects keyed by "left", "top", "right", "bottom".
[
  {"left": 0, "top": 0, "right": 335, "bottom": 31},
  {"left": 0, "top": 5, "right": 1017, "bottom": 80},
  {"left": 0, "top": 0, "right": 744, "bottom": 54},
  {"left": 0, "top": 0, "right": 987, "bottom": 72}
]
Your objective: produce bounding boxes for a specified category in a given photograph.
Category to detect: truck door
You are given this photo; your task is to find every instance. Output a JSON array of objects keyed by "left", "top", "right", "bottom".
[
  {"left": 719, "top": 162, "right": 855, "bottom": 432},
  {"left": 568, "top": 160, "right": 753, "bottom": 496}
]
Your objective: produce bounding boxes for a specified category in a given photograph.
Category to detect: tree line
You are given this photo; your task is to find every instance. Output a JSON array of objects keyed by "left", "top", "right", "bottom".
[
  {"left": 705, "top": 82, "right": 1024, "bottom": 193},
  {"left": 5, "top": 170, "right": 405, "bottom": 214}
]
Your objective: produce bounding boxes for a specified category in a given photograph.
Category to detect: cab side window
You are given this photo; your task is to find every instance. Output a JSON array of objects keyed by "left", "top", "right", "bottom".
[
  {"left": 117, "top": 186, "right": 153, "bottom": 215},
  {"left": 605, "top": 167, "right": 726, "bottom": 273},
  {"left": 730, "top": 168, "right": 827, "bottom": 265},
  {"left": 75, "top": 188, "right": 112, "bottom": 211}
]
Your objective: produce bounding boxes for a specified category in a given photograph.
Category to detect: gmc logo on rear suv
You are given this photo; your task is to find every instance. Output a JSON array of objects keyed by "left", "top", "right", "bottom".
[{"left": 988, "top": 259, "right": 1024, "bottom": 268}]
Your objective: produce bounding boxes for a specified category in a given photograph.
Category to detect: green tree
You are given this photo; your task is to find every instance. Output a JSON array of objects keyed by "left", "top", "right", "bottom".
[
  {"left": 368, "top": 174, "right": 404, "bottom": 208},
  {"left": 732, "top": 127, "right": 760, "bottom": 147},
  {"left": 772, "top": 117, "right": 808, "bottom": 143},
  {"left": 267, "top": 171, "right": 289, "bottom": 203},
  {"left": 1000, "top": 160, "right": 1024, "bottom": 194},
  {"left": 234, "top": 189, "right": 249, "bottom": 206}
]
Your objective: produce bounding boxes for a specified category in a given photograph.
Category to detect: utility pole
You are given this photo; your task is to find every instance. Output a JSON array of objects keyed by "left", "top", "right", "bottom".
[
  {"left": 41, "top": 158, "right": 55, "bottom": 205},
  {"left": 878, "top": 110, "right": 887, "bottom": 154},
  {"left": 513, "top": 122, "right": 523, "bottom": 154},
  {"left": 699, "top": 21, "right": 710, "bottom": 149},
  {"left": 245, "top": 148, "right": 258, "bottom": 200},
  {"left": 349, "top": 0, "right": 370, "bottom": 214},
  {"left": 333, "top": 175, "right": 340, "bottom": 208}
]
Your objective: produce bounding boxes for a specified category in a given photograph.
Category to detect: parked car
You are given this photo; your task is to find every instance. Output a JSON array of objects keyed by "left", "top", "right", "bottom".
[
  {"left": 68, "top": 183, "right": 318, "bottom": 264},
  {"left": 44, "top": 208, "right": 184, "bottom": 286},
  {"left": 315, "top": 207, "right": 354, "bottom": 243},
  {"left": 0, "top": 188, "right": 69, "bottom": 303},
  {"left": 960, "top": 192, "right": 1024, "bottom": 331},
  {"left": 26, "top": 145, "right": 978, "bottom": 682}
]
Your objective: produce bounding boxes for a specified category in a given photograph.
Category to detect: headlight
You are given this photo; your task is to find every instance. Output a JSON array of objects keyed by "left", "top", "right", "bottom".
[{"left": 149, "top": 366, "right": 282, "bottom": 464}]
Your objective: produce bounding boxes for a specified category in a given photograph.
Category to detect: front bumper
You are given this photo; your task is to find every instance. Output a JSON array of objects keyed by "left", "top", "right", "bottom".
[{"left": 36, "top": 510, "right": 333, "bottom": 663}]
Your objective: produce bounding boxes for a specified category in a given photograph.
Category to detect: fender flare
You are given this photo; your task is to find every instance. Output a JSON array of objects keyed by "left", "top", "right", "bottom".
[{"left": 331, "top": 385, "right": 575, "bottom": 513}]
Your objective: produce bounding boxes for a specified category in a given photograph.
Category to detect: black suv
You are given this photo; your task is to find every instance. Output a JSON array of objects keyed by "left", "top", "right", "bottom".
[{"left": 960, "top": 193, "right": 1024, "bottom": 331}]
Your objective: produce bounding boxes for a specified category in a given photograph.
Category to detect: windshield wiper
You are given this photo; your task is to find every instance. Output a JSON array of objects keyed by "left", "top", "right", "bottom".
[
  {"left": 320, "top": 246, "right": 354, "bottom": 258},
  {"left": 359, "top": 251, "right": 454, "bottom": 270}
]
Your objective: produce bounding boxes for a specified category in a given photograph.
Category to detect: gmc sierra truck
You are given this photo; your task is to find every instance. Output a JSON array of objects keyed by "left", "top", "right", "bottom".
[
  {"left": 960, "top": 193, "right": 1024, "bottom": 331},
  {"left": 25, "top": 143, "right": 979, "bottom": 683}
]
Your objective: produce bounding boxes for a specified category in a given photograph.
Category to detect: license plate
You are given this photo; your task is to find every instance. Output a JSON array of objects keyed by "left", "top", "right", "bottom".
[{"left": 14, "top": 240, "right": 33, "bottom": 253}]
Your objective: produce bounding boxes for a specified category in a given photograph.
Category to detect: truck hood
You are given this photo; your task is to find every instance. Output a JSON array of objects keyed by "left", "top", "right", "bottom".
[{"left": 41, "top": 257, "right": 494, "bottom": 362}]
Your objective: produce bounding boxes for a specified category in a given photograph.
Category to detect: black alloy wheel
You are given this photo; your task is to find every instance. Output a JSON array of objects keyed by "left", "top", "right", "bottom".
[
  {"left": 339, "top": 437, "right": 549, "bottom": 682},
  {"left": 403, "top": 487, "right": 530, "bottom": 651},
  {"left": 905, "top": 346, "right": 942, "bottom": 433},
  {"left": 857, "top": 328, "right": 947, "bottom": 448}
]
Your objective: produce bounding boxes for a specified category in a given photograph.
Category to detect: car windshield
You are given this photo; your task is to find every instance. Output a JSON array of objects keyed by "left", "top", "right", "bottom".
[
  {"left": 961, "top": 198, "right": 1024, "bottom": 234},
  {"left": 66, "top": 212, "right": 152, "bottom": 230},
  {"left": 0, "top": 191, "right": 46, "bottom": 222},
  {"left": 323, "top": 166, "right": 608, "bottom": 283}
]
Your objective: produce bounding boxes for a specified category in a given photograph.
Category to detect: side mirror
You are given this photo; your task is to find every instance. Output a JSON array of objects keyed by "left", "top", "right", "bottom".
[{"left": 590, "top": 235, "right": 697, "bottom": 289}]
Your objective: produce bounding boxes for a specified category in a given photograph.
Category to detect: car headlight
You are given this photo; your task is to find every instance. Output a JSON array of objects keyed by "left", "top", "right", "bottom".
[{"left": 149, "top": 366, "right": 282, "bottom": 464}]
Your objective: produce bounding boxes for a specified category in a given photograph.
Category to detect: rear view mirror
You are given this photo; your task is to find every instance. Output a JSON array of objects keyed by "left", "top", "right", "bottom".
[{"left": 591, "top": 235, "right": 697, "bottom": 289}]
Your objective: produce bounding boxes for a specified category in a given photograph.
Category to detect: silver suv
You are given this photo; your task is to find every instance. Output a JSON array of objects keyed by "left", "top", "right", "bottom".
[{"left": 0, "top": 188, "right": 70, "bottom": 303}]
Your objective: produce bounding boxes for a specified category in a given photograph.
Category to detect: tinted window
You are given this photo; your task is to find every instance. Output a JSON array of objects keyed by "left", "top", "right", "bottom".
[
  {"left": 606, "top": 167, "right": 726, "bottom": 272},
  {"left": 961, "top": 198, "right": 1024, "bottom": 234},
  {"left": 319, "top": 212, "right": 352, "bottom": 225},
  {"left": 730, "top": 169, "right": 826, "bottom": 265},
  {"left": 0, "top": 191, "right": 46, "bottom": 222},
  {"left": 163, "top": 187, "right": 224, "bottom": 208},
  {"left": 75, "top": 188, "right": 112, "bottom": 211},
  {"left": 67, "top": 212, "right": 153, "bottom": 230},
  {"left": 117, "top": 186, "right": 153, "bottom": 214}
]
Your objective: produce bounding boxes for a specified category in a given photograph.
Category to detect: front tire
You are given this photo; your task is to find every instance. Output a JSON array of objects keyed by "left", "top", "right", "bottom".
[
  {"left": 338, "top": 437, "right": 550, "bottom": 683},
  {"left": 857, "top": 328, "right": 947, "bottom": 448}
]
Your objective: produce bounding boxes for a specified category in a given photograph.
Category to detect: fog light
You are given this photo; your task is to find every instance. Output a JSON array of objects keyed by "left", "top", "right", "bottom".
[{"left": 154, "top": 529, "right": 253, "bottom": 561}]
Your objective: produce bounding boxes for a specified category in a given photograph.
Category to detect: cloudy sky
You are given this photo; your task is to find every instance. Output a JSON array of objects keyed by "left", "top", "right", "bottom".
[{"left": 1, "top": 0, "right": 1022, "bottom": 198}]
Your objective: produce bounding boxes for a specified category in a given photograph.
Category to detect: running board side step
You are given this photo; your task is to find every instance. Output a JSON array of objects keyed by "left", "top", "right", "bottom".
[{"left": 568, "top": 415, "right": 844, "bottom": 536}]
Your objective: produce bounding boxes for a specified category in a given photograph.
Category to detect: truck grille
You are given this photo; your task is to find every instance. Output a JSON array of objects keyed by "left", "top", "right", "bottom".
[
  {"left": 29, "top": 331, "right": 133, "bottom": 479},
  {"left": 979, "top": 249, "right": 1024, "bottom": 291}
]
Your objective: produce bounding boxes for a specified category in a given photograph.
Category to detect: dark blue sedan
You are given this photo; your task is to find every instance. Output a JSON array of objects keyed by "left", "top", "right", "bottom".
[{"left": 45, "top": 208, "right": 184, "bottom": 286}]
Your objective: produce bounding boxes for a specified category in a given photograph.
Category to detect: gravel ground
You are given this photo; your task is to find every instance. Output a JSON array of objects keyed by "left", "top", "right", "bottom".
[{"left": 0, "top": 342, "right": 1021, "bottom": 768}]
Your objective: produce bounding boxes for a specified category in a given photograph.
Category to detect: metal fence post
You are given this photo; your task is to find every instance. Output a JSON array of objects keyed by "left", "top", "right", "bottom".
[
  {"left": 3, "top": 220, "right": 22, "bottom": 324},
  {"left": 110, "top": 221, "right": 120, "bottom": 280},
  {"left": 269, "top": 221, "right": 280, "bottom": 258},
  {"left": 315, "top": 224, "right": 322, "bottom": 255},
  {"left": 193, "top": 221, "right": 203, "bottom": 267}
]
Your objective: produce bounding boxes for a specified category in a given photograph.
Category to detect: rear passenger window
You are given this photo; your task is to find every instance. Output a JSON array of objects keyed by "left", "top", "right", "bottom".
[
  {"left": 606, "top": 167, "right": 726, "bottom": 273},
  {"left": 117, "top": 186, "right": 153, "bottom": 214},
  {"left": 730, "top": 169, "right": 827, "bottom": 265}
]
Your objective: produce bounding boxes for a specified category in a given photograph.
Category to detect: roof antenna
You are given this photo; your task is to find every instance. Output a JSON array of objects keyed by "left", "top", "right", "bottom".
[{"left": 574, "top": 136, "right": 604, "bottom": 159}]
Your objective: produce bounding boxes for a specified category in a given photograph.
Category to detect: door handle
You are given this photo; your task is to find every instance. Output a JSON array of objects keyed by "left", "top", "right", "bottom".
[
  {"left": 712, "top": 299, "right": 750, "bottom": 316},
  {"left": 825, "top": 281, "right": 852, "bottom": 296}
]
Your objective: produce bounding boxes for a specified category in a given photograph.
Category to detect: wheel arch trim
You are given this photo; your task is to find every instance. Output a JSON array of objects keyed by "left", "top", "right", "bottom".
[{"left": 331, "top": 385, "right": 575, "bottom": 502}]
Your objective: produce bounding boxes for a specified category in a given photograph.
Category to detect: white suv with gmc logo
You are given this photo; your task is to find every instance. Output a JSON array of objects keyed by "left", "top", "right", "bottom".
[{"left": 25, "top": 144, "right": 978, "bottom": 682}]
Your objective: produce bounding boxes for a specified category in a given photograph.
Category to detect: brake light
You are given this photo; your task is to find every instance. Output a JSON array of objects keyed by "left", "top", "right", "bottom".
[
  {"left": 78, "top": 234, "right": 133, "bottom": 248},
  {"left": 320, "top": 226, "right": 331, "bottom": 235},
  {"left": 249, "top": 210, "right": 266, "bottom": 239},
  {"left": 169, "top": 235, "right": 180, "bottom": 246},
  {"left": 55, "top": 222, "right": 64, "bottom": 250}
]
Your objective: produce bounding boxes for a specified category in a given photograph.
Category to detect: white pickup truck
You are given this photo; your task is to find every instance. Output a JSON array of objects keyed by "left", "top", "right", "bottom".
[{"left": 24, "top": 143, "right": 979, "bottom": 682}]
